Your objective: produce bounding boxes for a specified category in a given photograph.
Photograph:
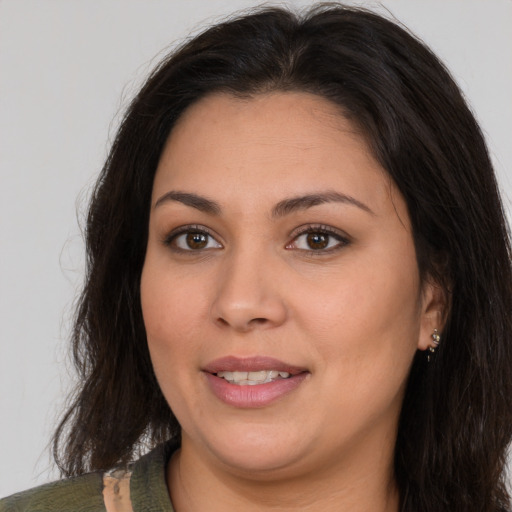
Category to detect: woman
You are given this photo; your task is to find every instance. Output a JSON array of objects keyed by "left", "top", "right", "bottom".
[{"left": 2, "top": 3, "right": 511, "bottom": 511}]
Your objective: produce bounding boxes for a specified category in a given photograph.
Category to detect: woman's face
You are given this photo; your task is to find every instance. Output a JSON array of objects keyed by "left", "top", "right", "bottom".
[{"left": 141, "top": 92, "right": 441, "bottom": 480}]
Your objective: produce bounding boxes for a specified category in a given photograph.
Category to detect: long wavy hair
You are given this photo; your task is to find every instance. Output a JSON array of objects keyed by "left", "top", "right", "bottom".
[{"left": 53, "top": 4, "right": 512, "bottom": 511}]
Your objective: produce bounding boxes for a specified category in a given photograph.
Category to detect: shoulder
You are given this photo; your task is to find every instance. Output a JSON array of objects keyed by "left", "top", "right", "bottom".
[
  {"left": 0, "top": 472, "right": 105, "bottom": 512},
  {"left": 0, "top": 441, "right": 178, "bottom": 512}
]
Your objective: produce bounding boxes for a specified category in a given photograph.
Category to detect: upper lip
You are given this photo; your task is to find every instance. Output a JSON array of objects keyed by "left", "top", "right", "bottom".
[{"left": 203, "top": 356, "right": 307, "bottom": 375}]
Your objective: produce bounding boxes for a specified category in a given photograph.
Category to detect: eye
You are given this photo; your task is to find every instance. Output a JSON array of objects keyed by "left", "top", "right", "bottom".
[
  {"left": 286, "top": 225, "right": 349, "bottom": 252},
  {"left": 165, "top": 226, "right": 222, "bottom": 252}
]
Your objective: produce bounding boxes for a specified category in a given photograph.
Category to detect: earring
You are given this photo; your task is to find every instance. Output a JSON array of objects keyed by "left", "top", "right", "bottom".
[{"left": 427, "top": 329, "right": 441, "bottom": 363}]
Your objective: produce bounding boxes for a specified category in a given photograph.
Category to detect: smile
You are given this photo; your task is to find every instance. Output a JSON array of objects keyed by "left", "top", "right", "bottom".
[
  {"left": 203, "top": 356, "right": 309, "bottom": 407},
  {"left": 216, "top": 370, "right": 291, "bottom": 385}
]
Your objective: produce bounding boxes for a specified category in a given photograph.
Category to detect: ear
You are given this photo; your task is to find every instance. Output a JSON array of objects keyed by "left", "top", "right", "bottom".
[{"left": 417, "top": 276, "right": 450, "bottom": 351}]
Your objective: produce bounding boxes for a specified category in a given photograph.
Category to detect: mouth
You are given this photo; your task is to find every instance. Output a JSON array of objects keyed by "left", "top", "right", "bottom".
[
  {"left": 203, "top": 355, "right": 307, "bottom": 381},
  {"left": 215, "top": 370, "right": 292, "bottom": 385},
  {"left": 202, "top": 356, "right": 309, "bottom": 407}
]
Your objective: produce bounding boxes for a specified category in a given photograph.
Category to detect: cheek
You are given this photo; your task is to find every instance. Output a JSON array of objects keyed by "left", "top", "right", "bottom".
[
  {"left": 141, "top": 261, "right": 193, "bottom": 374},
  {"left": 140, "top": 264, "right": 196, "bottom": 412},
  {"left": 294, "top": 246, "right": 422, "bottom": 368},
  {"left": 141, "top": 255, "right": 206, "bottom": 342},
  {"left": 140, "top": 255, "right": 220, "bottom": 412}
]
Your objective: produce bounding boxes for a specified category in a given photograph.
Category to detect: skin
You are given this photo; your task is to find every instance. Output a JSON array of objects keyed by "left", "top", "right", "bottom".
[{"left": 140, "top": 92, "right": 444, "bottom": 511}]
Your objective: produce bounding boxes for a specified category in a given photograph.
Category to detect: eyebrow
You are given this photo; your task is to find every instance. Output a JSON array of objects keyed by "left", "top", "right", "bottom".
[
  {"left": 154, "top": 190, "right": 374, "bottom": 217},
  {"left": 271, "top": 191, "right": 374, "bottom": 217},
  {"left": 154, "top": 191, "right": 221, "bottom": 215}
]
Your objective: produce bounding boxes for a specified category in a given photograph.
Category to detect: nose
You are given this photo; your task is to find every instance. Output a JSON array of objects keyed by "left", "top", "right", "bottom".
[{"left": 210, "top": 250, "right": 288, "bottom": 332}]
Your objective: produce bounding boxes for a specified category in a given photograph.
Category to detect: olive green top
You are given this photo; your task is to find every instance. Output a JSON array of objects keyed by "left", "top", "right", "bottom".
[{"left": 0, "top": 443, "right": 176, "bottom": 512}]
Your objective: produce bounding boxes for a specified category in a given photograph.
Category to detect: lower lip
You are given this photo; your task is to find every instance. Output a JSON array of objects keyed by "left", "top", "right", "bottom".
[{"left": 204, "top": 372, "right": 308, "bottom": 408}]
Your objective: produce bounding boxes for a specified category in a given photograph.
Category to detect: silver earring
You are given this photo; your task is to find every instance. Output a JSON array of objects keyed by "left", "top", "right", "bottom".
[{"left": 427, "top": 329, "right": 441, "bottom": 363}]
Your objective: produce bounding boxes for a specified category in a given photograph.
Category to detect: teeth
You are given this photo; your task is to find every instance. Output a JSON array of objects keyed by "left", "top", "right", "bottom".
[{"left": 217, "top": 370, "right": 291, "bottom": 385}]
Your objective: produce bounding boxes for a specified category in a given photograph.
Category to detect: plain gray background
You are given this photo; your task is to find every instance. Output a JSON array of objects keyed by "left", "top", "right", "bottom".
[{"left": 1, "top": 0, "right": 511, "bottom": 497}]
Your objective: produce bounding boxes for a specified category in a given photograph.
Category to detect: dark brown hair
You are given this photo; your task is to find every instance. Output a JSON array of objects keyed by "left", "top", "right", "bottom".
[{"left": 53, "top": 4, "right": 512, "bottom": 511}]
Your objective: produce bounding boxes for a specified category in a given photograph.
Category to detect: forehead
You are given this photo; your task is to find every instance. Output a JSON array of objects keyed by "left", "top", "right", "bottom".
[
  {"left": 152, "top": 92, "right": 401, "bottom": 220},
  {"left": 163, "top": 91, "right": 363, "bottom": 160}
]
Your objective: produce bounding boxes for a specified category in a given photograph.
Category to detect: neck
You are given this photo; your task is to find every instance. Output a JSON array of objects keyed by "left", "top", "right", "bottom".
[{"left": 167, "top": 437, "right": 400, "bottom": 512}]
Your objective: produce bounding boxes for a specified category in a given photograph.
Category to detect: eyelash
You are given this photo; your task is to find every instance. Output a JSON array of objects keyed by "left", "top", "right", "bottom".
[
  {"left": 163, "top": 225, "right": 222, "bottom": 253},
  {"left": 163, "top": 224, "right": 350, "bottom": 254},
  {"left": 286, "top": 224, "right": 350, "bottom": 255}
]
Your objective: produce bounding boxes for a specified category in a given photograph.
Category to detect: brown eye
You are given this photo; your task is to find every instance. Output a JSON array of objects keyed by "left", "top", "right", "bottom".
[
  {"left": 287, "top": 227, "right": 349, "bottom": 253},
  {"left": 306, "top": 233, "right": 329, "bottom": 250},
  {"left": 167, "top": 228, "right": 223, "bottom": 251},
  {"left": 186, "top": 232, "right": 208, "bottom": 249}
]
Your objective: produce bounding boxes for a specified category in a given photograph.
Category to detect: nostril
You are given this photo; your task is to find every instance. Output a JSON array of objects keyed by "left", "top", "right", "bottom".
[
  {"left": 215, "top": 315, "right": 270, "bottom": 331},
  {"left": 251, "top": 318, "right": 268, "bottom": 325}
]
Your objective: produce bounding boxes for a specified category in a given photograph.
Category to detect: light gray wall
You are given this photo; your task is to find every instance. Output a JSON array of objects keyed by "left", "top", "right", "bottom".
[{"left": 1, "top": 0, "right": 511, "bottom": 497}]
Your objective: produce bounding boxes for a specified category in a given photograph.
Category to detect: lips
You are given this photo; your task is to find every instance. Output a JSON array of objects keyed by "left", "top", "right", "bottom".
[
  {"left": 203, "top": 355, "right": 307, "bottom": 375},
  {"left": 202, "top": 356, "right": 309, "bottom": 408}
]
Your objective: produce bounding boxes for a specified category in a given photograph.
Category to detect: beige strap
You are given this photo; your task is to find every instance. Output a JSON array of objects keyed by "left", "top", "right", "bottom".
[{"left": 103, "top": 469, "right": 134, "bottom": 512}]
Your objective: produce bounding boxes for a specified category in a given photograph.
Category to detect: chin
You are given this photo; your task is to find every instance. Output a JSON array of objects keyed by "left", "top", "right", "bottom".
[{"left": 197, "top": 424, "right": 310, "bottom": 476}]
